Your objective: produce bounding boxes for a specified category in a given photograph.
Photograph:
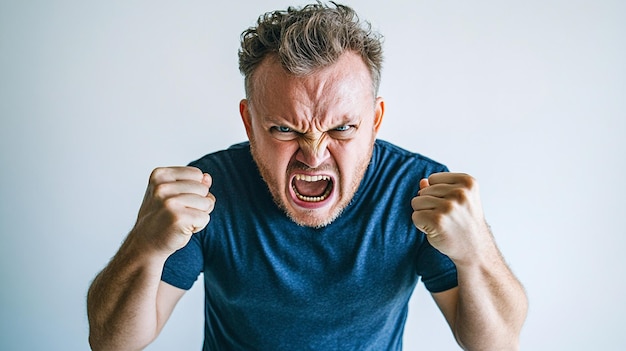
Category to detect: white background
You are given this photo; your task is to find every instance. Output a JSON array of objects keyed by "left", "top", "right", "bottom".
[{"left": 1, "top": 1, "right": 624, "bottom": 350}]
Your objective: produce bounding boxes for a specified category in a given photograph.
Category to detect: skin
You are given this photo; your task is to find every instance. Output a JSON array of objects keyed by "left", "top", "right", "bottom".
[
  {"left": 87, "top": 51, "right": 527, "bottom": 350},
  {"left": 240, "top": 52, "right": 384, "bottom": 228},
  {"left": 414, "top": 174, "right": 528, "bottom": 350},
  {"left": 87, "top": 167, "right": 213, "bottom": 350}
]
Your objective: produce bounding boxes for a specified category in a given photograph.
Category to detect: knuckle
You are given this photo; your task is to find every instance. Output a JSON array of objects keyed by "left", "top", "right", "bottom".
[
  {"left": 440, "top": 200, "right": 454, "bottom": 213},
  {"left": 410, "top": 197, "right": 419, "bottom": 209},
  {"left": 161, "top": 195, "right": 181, "bottom": 210},
  {"left": 207, "top": 197, "right": 216, "bottom": 212},
  {"left": 411, "top": 211, "right": 420, "bottom": 222},
  {"left": 207, "top": 192, "right": 216, "bottom": 202},
  {"left": 188, "top": 166, "right": 203, "bottom": 178},
  {"left": 172, "top": 217, "right": 190, "bottom": 233},
  {"left": 429, "top": 210, "right": 442, "bottom": 223},
  {"left": 149, "top": 167, "right": 168, "bottom": 184},
  {"left": 204, "top": 174, "right": 213, "bottom": 187},
  {"left": 449, "top": 188, "right": 468, "bottom": 203},
  {"left": 459, "top": 173, "right": 477, "bottom": 189},
  {"left": 201, "top": 183, "right": 211, "bottom": 196},
  {"left": 152, "top": 182, "right": 172, "bottom": 199}
]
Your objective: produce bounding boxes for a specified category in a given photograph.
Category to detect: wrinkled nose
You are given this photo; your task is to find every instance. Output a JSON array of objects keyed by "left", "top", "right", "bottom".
[{"left": 295, "top": 135, "right": 330, "bottom": 169}]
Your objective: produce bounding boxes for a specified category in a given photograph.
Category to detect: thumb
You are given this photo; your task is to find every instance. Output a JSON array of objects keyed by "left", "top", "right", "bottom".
[{"left": 419, "top": 178, "right": 430, "bottom": 190}]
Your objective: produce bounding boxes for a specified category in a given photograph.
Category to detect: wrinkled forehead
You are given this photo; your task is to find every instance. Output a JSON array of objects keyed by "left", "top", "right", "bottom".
[
  {"left": 250, "top": 51, "right": 374, "bottom": 98},
  {"left": 248, "top": 52, "right": 375, "bottom": 112}
]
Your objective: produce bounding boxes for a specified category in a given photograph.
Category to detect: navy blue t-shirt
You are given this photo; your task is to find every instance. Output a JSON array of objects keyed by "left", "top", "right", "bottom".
[{"left": 162, "top": 140, "right": 458, "bottom": 350}]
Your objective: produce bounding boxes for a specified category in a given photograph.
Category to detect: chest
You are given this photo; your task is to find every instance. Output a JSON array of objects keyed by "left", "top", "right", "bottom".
[{"left": 203, "top": 208, "right": 422, "bottom": 315}]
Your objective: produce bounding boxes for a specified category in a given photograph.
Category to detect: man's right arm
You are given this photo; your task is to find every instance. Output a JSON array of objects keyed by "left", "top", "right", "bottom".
[{"left": 87, "top": 167, "right": 215, "bottom": 350}]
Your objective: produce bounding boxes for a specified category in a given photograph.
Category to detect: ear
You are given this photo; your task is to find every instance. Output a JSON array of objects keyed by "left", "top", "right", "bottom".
[
  {"left": 239, "top": 99, "right": 253, "bottom": 140},
  {"left": 373, "top": 97, "right": 385, "bottom": 133}
]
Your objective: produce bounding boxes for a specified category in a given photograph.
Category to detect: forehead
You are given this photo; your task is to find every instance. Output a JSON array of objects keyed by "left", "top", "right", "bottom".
[{"left": 249, "top": 52, "right": 374, "bottom": 125}]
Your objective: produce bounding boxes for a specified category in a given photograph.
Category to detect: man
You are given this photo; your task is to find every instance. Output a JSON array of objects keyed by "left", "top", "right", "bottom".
[{"left": 87, "top": 2, "right": 527, "bottom": 350}]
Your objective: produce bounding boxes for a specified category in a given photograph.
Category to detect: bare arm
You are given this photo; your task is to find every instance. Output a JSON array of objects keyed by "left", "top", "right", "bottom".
[
  {"left": 412, "top": 173, "right": 528, "bottom": 350},
  {"left": 432, "top": 245, "right": 528, "bottom": 350},
  {"left": 87, "top": 167, "right": 215, "bottom": 350},
  {"left": 87, "top": 249, "right": 184, "bottom": 350}
]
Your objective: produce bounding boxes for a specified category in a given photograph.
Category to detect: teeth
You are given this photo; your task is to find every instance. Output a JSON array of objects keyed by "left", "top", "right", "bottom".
[
  {"left": 294, "top": 174, "right": 330, "bottom": 182},
  {"left": 293, "top": 174, "right": 332, "bottom": 202},
  {"left": 293, "top": 187, "right": 332, "bottom": 202}
]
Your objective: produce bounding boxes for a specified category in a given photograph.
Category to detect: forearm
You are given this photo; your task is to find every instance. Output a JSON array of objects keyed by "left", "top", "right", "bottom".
[
  {"left": 87, "top": 233, "right": 170, "bottom": 351},
  {"left": 86, "top": 166, "right": 211, "bottom": 349},
  {"left": 453, "top": 245, "right": 528, "bottom": 350}
]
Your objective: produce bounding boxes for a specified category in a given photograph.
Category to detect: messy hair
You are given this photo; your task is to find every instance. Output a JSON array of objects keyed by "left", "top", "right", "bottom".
[{"left": 238, "top": 1, "right": 384, "bottom": 100}]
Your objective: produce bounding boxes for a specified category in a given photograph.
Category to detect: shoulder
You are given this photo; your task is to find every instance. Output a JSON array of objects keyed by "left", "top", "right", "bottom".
[
  {"left": 372, "top": 139, "right": 448, "bottom": 176},
  {"left": 353, "top": 140, "right": 448, "bottom": 207},
  {"left": 188, "top": 142, "right": 253, "bottom": 172},
  {"left": 186, "top": 142, "right": 262, "bottom": 198}
]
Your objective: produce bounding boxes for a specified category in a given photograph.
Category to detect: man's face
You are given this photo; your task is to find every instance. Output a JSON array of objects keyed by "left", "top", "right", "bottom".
[{"left": 240, "top": 52, "right": 384, "bottom": 228}]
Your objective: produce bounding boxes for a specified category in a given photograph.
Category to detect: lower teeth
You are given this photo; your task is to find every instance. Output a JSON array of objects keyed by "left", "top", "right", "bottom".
[{"left": 293, "top": 186, "right": 331, "bottom": 202}]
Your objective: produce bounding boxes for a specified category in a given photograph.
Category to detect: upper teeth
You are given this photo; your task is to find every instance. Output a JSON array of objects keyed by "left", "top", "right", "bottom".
[{"left": 295, "top": 174, "right": 330, "bottom": 182}]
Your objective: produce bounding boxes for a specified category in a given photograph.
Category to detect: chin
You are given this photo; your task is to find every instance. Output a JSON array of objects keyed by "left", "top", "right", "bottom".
[
  {"left": 249, "top": 139, "right": 370, "bottom": 229},
  {"left": 284, "top": 206, "right": 345, "bottom": 229}
]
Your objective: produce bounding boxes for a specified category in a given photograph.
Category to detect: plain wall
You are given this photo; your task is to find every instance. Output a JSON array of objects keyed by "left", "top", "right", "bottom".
[{"left": 1, "top": 0, "right": 624, "bottom": 350}]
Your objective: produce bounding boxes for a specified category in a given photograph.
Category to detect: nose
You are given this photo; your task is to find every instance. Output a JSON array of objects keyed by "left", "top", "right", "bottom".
[{"left": 295, "top": 134, "right": 330, "bottom": 169}]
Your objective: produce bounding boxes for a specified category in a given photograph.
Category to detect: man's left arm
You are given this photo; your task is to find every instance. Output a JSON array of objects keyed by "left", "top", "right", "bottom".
[{"left": 411, "top": 172, "right": 528, "bottom": 350}]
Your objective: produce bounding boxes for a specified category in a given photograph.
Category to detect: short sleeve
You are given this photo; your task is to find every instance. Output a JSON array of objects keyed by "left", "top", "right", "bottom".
[
  {"left": 161, "top": 232, "right": 204, "bottom": 290},
  {"left": 415, "top": 240, "right": 458, "bottom": 293},
  {"left": 413, "top": 162, "right": 458, "bottom": 293}
]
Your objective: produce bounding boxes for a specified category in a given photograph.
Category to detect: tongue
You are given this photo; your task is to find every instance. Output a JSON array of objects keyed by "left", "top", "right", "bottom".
[{"left": 294, "top": 178, "right": 329, "bottom": 197}]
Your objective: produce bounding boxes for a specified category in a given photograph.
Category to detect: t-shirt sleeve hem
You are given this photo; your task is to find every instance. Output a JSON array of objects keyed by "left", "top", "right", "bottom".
[
  {"left": 422, "top": 270, "right": 458, "bottom": 293},
  {"left": 161, "top": 267, "right": 197, "bottom": 290}
]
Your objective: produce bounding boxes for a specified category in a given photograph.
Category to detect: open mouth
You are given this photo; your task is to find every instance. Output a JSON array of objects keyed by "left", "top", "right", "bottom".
[{"left": 291, "top": 174, "right": 333, "bottom": 203}]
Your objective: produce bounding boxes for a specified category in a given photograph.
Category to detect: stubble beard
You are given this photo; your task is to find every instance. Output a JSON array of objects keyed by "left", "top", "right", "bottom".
[{"left": 248, "top": 139, "right": 374, "bottom": 229}]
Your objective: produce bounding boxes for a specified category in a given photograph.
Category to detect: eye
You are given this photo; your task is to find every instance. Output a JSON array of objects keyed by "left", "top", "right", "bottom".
[
  {"left": 275, "top": 126, "right": 293, "bottom": 133},
  {"left": 328, "top": 125, "right": 356, "bottom": 140},
  {"left": 270, "top": 126, "right": 298, "bottom": 141}
]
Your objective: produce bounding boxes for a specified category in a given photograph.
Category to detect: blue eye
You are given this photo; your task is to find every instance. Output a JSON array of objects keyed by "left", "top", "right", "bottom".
[
  {"left": 334, "top": 125, "right": 351, "bottom": 132},
  {"left": 271, "top": 126, "right": 299, "bottom": 141},
  {"left": 275, "top": 126, "right": 292, "bottom": 133},
  {"left": 328, "top": 125, "right": 356, "bottom": 140}
]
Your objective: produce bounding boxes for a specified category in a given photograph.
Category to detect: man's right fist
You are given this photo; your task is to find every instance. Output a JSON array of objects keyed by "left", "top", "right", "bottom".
[{"left": 131, "top": 166, "right": 215, "bottom": 255}]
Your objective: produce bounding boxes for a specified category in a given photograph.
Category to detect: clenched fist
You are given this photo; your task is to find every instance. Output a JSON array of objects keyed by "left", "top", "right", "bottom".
[
  {"left": 411, "top": 172, "right": 493, "bottom": 264},
  {"left": 131, "top": 166, "right": 216, "bottom": 255}
]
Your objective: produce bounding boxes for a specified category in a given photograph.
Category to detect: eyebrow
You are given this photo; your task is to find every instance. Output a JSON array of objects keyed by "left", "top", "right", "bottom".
[
  {"left": 261, "top": 115, "right": 295, "bottom": 128},
  {"left": 268, "top": 116, "right": 360, "bottom": 130}
]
